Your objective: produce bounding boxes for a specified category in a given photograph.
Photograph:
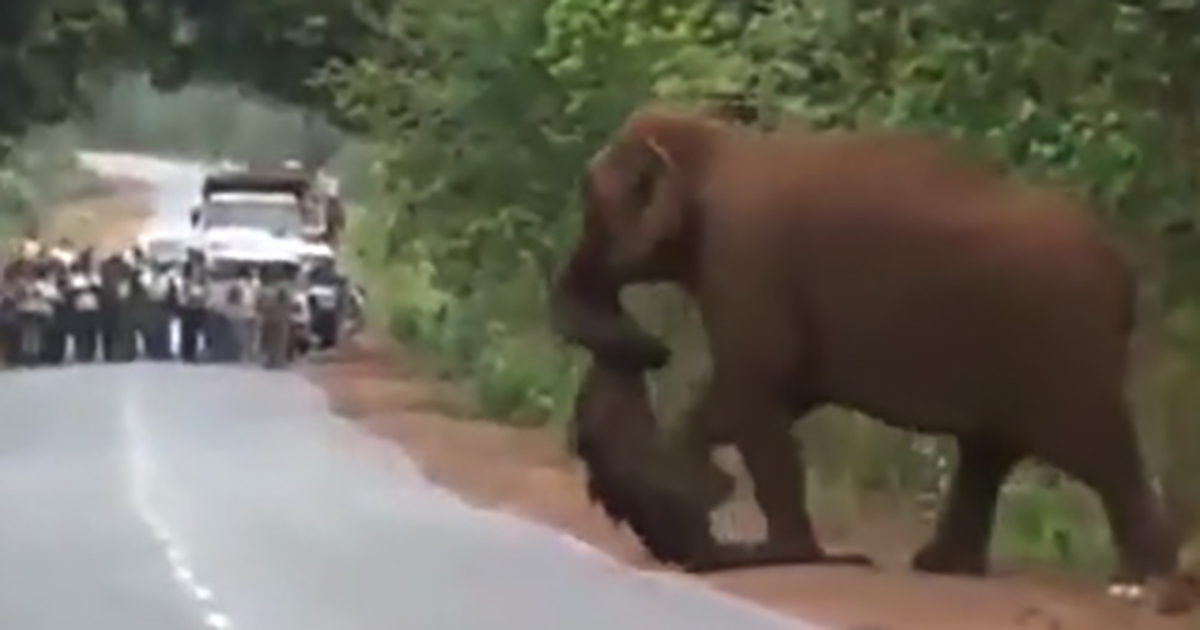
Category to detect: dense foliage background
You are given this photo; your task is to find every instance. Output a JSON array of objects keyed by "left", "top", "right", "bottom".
[{"left": 5, "top": 0, "right": 1200, "bottom": 573}]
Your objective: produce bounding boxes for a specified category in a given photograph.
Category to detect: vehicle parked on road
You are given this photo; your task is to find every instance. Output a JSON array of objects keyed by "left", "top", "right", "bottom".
[
  {"left": 137, "top": 228, "right": 191, "bottom": 269},
  {"left": 193, "top": 167, "right": 332, "bottom": 244}
]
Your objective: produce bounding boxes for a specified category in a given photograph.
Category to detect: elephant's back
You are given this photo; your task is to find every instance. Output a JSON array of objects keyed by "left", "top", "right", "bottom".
[
  {"left": 743, "top": 138, "right": 1134, "bottom": 430},
  {"left": 748, "top": 132, "right": 1126, "bottom": 315}
]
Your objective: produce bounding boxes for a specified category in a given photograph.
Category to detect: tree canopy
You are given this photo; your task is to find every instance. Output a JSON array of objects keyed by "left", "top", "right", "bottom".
[{"left": 0, "top": 0, "right": 382, "bottom": 145}]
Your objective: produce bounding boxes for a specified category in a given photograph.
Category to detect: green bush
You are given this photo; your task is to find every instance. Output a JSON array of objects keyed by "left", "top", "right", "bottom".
[{"left": 992, "top": 476, "right": 1113, "bottom": 575}]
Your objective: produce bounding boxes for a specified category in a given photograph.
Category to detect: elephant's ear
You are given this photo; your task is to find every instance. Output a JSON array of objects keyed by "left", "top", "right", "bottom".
[{"left": 607, "top": 136, "right": 687, "bottom": 272}]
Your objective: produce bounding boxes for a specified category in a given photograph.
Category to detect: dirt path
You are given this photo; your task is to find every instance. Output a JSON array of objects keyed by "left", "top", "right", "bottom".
[
  {"left": 39, "top": 174, "right": 152, "bottom": 255},
  {"left": 305, "top": 334, "right": 1199, "bottom": 630}
]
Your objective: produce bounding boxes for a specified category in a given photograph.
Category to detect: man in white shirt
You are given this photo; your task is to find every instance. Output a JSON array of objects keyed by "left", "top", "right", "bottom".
[
  {"left": 65, "top": 255, "right": 102, "bottom": 362},
  {"left": 138, "top": 260, "right": 176, "bottom": 360},
  {"left": 226, "top": 265, "right": 259, "bottom": 362},
  {"left": 177, "top": 251, "right": 209, "bottom": 363}
]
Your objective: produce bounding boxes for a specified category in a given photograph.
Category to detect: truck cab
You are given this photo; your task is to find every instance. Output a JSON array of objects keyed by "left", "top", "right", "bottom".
[{"left": 192, "top": 168, "right": 326, "bottom": 242}]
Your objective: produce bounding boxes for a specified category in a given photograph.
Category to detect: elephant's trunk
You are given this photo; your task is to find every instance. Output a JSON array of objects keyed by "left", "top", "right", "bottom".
[{"left": 550, "top": 237, "right": 670, "bottom": 371}]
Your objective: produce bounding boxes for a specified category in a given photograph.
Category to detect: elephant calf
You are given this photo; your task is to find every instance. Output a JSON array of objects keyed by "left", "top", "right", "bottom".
[{"left": 551, "top": 106, "right": 1190, "bottom": 613}]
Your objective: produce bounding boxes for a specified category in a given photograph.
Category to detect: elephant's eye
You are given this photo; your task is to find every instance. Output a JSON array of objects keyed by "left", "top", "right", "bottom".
[{"left": 631, "top": 168, "right": 656, "bottom": 206}]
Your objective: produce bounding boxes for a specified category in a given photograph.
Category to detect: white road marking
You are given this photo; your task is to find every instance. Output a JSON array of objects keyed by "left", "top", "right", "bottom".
[
  {"left": 205, "top": 611, "right": 233, "bottom": 629},
  {"left": 121, "top": 381, "right": 236, "bottom": 629}
]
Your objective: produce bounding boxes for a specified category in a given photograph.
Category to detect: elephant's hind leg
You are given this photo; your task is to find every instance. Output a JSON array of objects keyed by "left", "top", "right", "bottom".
[
  {"left": 912, "top": 435, "right": 1021, "bottom": 575},
  {"left": 1028, "top": 397, "right": 1193, "bottom": 614},
  {"left": 1039, "top": 404, "right": 1179, "bottom": 585}
]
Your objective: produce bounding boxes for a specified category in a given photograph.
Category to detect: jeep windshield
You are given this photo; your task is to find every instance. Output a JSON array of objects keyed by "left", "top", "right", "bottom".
[{"left": 200, "top": 193, "right": 305, "bottom": 236}]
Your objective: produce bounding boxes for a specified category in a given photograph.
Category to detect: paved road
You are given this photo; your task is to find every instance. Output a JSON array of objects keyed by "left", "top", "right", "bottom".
[{"left": 0, "top": 154, "right": 819, "bottom": 630}]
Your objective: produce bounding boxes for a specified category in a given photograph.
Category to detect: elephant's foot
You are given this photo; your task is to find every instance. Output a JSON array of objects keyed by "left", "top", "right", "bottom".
[
  {"left": 1103, "top": 569, "right": 1198, "bottom": 616},
  {"left": 910, "top": 539, "right": 988, "bottom": 576},
  {"left": 682, "top": 539, "right": 874, "bottom": 573}
]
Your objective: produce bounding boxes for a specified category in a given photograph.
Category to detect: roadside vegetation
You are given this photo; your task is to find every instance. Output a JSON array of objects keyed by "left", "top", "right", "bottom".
[
  {"left": 4, "top": 0, "right": 1200, "bottom": 577},
  {"left": 0, "top": 129, "right": 103, "bottom": 251}
]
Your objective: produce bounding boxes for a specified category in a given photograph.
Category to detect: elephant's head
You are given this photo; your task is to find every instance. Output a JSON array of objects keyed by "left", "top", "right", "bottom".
[{"left": 551, "top": 109, "right": 722, "bottom": 371}]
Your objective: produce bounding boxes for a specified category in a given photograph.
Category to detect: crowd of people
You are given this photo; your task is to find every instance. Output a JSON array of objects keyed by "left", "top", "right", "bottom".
[{"left": 0, "top": 237, "right": 353, "bottom": 369}]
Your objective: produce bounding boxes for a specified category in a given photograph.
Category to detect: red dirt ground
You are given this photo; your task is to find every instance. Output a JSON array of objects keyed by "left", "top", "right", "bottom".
[
  {"left": 304, "top": 334, "right": 1200, "bottom": 630},
  {"left": 40, "top": 176, "right": 153, "bottom": 255}
]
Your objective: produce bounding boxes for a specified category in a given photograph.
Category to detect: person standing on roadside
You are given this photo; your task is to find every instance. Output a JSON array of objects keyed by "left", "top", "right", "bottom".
[
  {"left": 37, "top": 254, "right": 69, "bottom": 365},
  {"left": 15, "top": 259, "right": 53, "bottom": 366},
  {"left": 209, "top": 263, "right": 257, "bottom": 363},
  {"left": 177, "top": 249, "right": 209, "bottom": 363},
  {"left": 0, "top": 280, "right": 17, "bottom": 367},
  {"left": 324, "top": 192, "right": 346, "bottom": 247},
  {"left": 138, "top": 259, "right": 176, "bottom": 360},
  {"left": 256, "top": 262, "right": 294, "bottom": 369},
  {"left": 228, "top": 265, "right": 260, "bottom": 362},
  {"left": 64, "top": 254, "right": 102, "bottom": 362},
  {"left": 98, "top": 250, "right": 140, "bottom": 362}
]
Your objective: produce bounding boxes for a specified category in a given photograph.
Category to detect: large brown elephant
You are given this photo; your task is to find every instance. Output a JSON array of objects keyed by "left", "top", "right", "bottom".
[{"left": 550, "top": 106, "right": 1191, "bottom": 611}]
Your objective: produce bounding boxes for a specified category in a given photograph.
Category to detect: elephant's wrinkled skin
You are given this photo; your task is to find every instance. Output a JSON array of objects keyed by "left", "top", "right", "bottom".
[{"left": 550, "top": 107, "right": 1187, "bottom": 612}]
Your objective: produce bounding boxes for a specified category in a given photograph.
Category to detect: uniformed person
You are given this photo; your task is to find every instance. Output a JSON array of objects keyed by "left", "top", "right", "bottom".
[
  {"left": 344, "top": 282, "right": 366, "bottom": 338},
  {"left": 287, "top": 262, "right": 312, "bottom": 360},
  {"left": 138, "top": 259, "right": 176, "bottom": 360},
  {"left": 49, "top": 239, "right": 75, "bottom": 267},
  {"left": 3, "top": 246, "right": 26, "bottom": 366},
  {"left": 226, "top": 265, "right": 259, "bottom": 362},
  {"left": 0, "top": 280, "right": 17, "bottom": 367},
  {"left": 323, "top": 191, "right": 345, "bottom": 247},
  {"left": 98, "top": 251, "right": 139, "bottom": 362},
  {"left": 14, "top": 255, "right": 54, "bottom": 366},
  {"left": 64, "top": 254, "right": 102, "bottom": 362},
  {"left": 256, "top": 262, "right": 295, "bottom": 368},
  {"left": 40, "top": 251, "right": 71, "bottom": 365},
  {"left": 202, "top": 262, "right": 238, "bottom": 363},
  {"left": 177, "top": 250, "right": 209, "bottom": 363}
]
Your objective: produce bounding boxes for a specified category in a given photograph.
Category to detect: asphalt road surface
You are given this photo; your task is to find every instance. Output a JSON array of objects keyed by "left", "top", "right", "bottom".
[{"left": 0, "top": 154, "right": 820, "bottom": 630}]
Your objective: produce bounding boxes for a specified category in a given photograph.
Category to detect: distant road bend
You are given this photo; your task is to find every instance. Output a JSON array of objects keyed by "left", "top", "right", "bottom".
[{"left": 0, "top": 153, "right": 821, "bottom": 630}]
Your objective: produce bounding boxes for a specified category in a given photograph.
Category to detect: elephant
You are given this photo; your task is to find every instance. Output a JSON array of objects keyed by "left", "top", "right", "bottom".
[{"left": 549, "top": 107, "right": 1191, "bottom": 612}]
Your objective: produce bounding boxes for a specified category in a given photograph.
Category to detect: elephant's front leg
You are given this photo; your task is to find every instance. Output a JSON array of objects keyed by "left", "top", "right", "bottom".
[
  {"left": 728, "top": 425, "right": 873, "bottom": 568},
  {"left": 672, "top": 381, "right": 737, "bottom": 511},
  {"left": 683, "top": 388, "right": 872, "bottom": 572}
]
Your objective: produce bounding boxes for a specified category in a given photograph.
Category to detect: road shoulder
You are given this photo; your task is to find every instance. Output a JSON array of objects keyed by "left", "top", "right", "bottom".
[
  {"left": 40, "top": 174, "right": 153, "bottom": 255},
  {"left": 303, "top": 333, "right": 1199, "bottom": 630}
]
